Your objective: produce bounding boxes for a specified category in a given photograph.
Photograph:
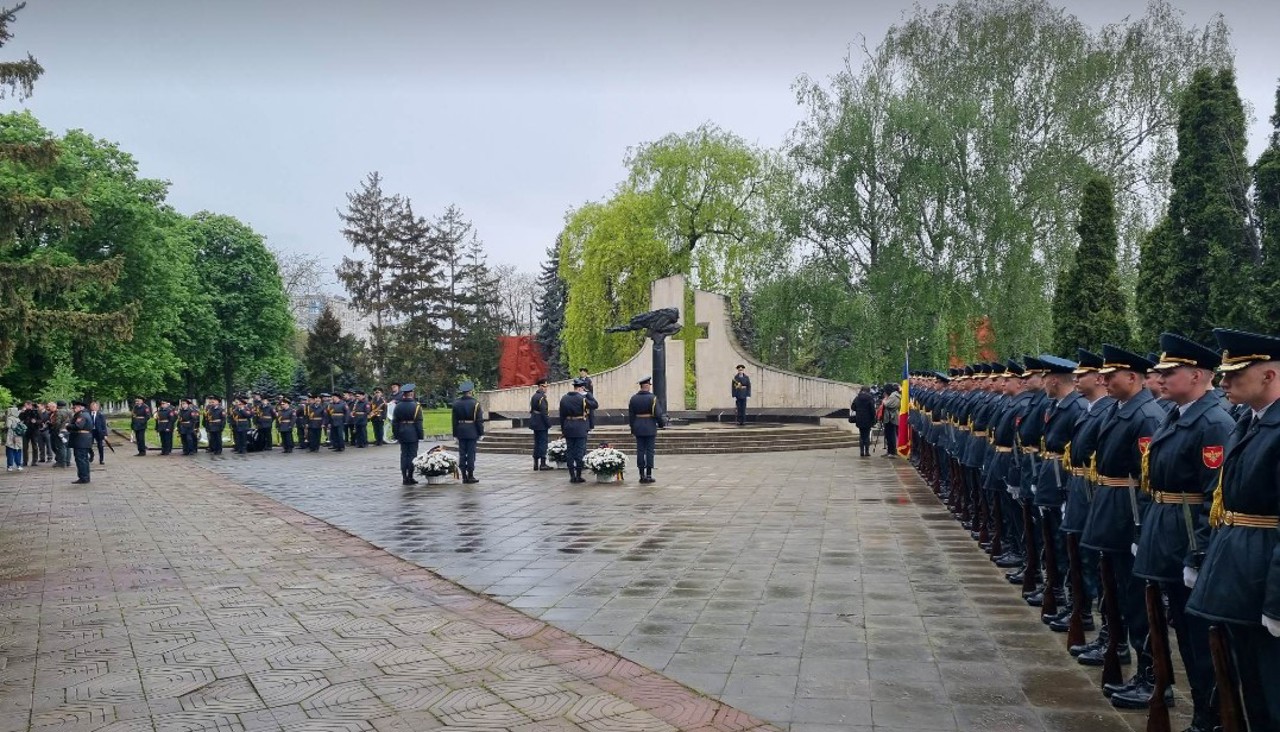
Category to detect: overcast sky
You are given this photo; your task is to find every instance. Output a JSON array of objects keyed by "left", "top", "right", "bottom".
[{"left": 8, "top": 0, "right": 1279, "bottom": 285}]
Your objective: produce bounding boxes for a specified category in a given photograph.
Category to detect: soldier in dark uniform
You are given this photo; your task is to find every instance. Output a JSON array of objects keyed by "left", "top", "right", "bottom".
[
  {"left": 306, "top": 394, "right": 326, "bottom": 452},
  {"left": 732, "top": 364, "right": 752, "bottom": 426},
  {"left": 67, "top": 400, "right": 93, "bottom": 484},
  {"left": 276, "top": 396, "right": 296, "bottom": 454},
  {"left": 452, "top": 381, "right": 484, "bottom": 484},
  {"left": 1030, "top": 355, "right": 1085, "bottom": 613},
  {"left": 393, "top": 383, "right": 423, "bottom": 485},
  {"left": 560, "top": 378, "right": 598, "bottom": 483},
  {"left": 1010, "top": 357, "right": 1050, "bottom": 589},
  {"left": 342, "top": 390, "right": 356, "bottom": 445},
  {"left": 327, "top": 393, "right": 349, "bottom": 451},
  {"left": 1108, "top": 334, "right": 1232, "bottom": 720},
  {"left": 1078, "top": 347, "right": 1164, "bottom": 675},
  {"left": 294, "top": 394, "right": 307, "bottom": 447},
  {"left": 352, "top": 390, "right": 370, "bottom": 448},
  {"left": 986, "top": 360, "right": 1026, "bottom": 567},
  {"left": 371, "top": 387, "right": 388, "bottom": 445},
  {"left": 578, "top": 368, "right": 595, "bottom": 429},
  {"left": 529, "top": 379, "right": 553, "bottom": 470},
  {"left": 1187, "top": 328, "right": 1280, "bottom": 730},
  {"left": 131, "top": 396, "right": 151, "bottom": 456},
  {"left": 255, "top": 396, "right": 275, "bottom": 451},
  {"left": 230, "top": 396, "right": 253, "bottom": 455},
  {"left": 177, "top": 398, "right": 196, "bottom": 456},
  {"left": 154, "top": 398, "right": 175, "bottom": 455},
  {"left": 203, "top": 395, "right": 225, "bottom": 455},
  {"left": 628, "top": 376, "right": 666, "bottom": 483}
]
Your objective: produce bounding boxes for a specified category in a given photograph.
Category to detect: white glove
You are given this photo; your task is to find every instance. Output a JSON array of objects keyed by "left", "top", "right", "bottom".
[
  {"left": 1007, "top": 484, "right": 1018, "bottom": 498},
  {"left": 1182, "top": 566, "right": 1197, "bottom": 589},
  {"left": 1130, "top": 543, "right": 1138, "bottom": 557},
  {"left": 1264, "top": 615, "right": 1280, "bottom": 638},
  {"left": 1030, "top": 483, "right": 1037, "bottom": 495}
]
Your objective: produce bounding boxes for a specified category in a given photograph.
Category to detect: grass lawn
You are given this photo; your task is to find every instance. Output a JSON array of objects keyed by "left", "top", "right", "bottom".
[{"left": 107, "top": 409, "right": 456, "bottom": 438}]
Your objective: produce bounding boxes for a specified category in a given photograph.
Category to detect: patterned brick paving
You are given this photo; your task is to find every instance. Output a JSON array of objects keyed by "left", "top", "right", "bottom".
[{"left": 0, "top": 458, "right": 775, "bottom": 732}]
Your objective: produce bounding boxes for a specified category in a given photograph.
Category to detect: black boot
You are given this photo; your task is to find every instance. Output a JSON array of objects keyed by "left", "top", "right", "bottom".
[
  {"left": 1110, "top": 665, "right": 1172, "bottom": 709},
  {"left": 1077, "top": 641, "right": 1130, "bottom": 667},
  {"left": 1070, "top": 624, "right": 1107, "bottom": 657}
]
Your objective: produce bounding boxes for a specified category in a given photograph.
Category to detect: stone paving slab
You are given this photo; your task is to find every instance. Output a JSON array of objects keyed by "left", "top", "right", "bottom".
[
  {"left": 0, "top": 458, "right": 775, "bottom": 732},
  {"left": 195, "top": 443, "right": 1174, "bottom": 731}
]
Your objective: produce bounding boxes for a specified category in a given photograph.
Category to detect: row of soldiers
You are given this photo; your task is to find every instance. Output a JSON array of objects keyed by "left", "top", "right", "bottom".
[
  {"left": 907, "top": 328, "right": 1278, "bottom": 732},
  {"left": 127, "top": 386, "right": 407, "bottom": 456}
]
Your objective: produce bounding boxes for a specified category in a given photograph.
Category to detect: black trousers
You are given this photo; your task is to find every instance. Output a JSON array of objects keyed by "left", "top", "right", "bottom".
[
  {"left": 73, "top": 447, "right": 91, "bottom": 482},
  {"left": 133, "top": 428, "right": 147, "bottom": 455},
  {"left": 373, "top": 419, "right": 385, "bottom": 445},
  {"left": 884, "top": 423, "right": 897, "bottom": 454},
  {"left": 458, "top": 438, "right": 477, "bottom": 475},
  {"left": 22, "top": 430, "right": 38, "bottom": 465},
  {"left": 400, "top": 440, "right": 417, "bottom": 482},
  {"left": 279, "top": 430, "right": 294, "bottom": 453},
  {"left": 1103, "top": 550, "right": 1150, "bottom": 665},
  {"left": 308, "top": 427, "right": 321, "bottom": 452},
  {"left": 94, "top": 436, "right": 106, "bottom": 463},
  {"left": 1158, "top": 580, "right": 1215, "bottom": 723},
  {"left": 735, "top": 398, "right": 747, "bottom": 424},
  {"left": 532, "top": 430, "right": 548, "bottom": 461},
  {"left": 353, "top": 421, "right": 368, "bottom": 447},
  {"left": 567, "top": 437, "right": 587, "bottom": 477},
  {"left": 208, "top": 430, "right": 223, "bottom": 454},
  {"left": 178, "top": 431, "right": 193, "bottom": 455},
  {"left": 635, "top": 435, "right": 655, "bottom": 472},
  {"left": 159, "top": 430, "right": 173, "bottom": 455},
  {"left": 857, "top": 426, "right": 871, "bottom": 454},
  {"left": 233, "top": 429, "right": 247, "bottom": 454},
  {"left": 330, "top": 425, "right": 345, "bottom": 451},
  {"left": 1226, "top": 622, "right": 1280, "bottom": 729}
]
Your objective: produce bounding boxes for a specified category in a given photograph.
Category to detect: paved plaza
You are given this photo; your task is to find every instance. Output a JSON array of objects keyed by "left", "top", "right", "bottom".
[{"left": 1, "top": 443, "right": 1176, "bottom": 731}]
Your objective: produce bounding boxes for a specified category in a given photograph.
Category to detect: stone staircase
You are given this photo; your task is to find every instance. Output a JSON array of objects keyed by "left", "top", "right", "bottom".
[{"left": 474, "top": 423, "right": 859, "bottom": 455}]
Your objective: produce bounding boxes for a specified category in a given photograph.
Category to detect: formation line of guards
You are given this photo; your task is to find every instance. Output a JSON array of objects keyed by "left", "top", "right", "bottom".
[{"left": 907, "top": 328, "right": 1279, "bottom": 732}]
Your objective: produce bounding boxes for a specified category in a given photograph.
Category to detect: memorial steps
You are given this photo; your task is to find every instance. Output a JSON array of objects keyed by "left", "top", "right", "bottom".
[{"left": 473, "top": 422, "right": 859, "bottom": 455}]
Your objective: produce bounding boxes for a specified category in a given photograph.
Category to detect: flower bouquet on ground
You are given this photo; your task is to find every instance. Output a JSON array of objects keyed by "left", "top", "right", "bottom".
[
  {"left": 583, "top": 444, "right": 627, "bottom": 483},
  {"left": 547, "top": 438, "right": 568, "bottom": 467},
  {"left": 412, "top": 447, "right": 459, "bottom": 484}
]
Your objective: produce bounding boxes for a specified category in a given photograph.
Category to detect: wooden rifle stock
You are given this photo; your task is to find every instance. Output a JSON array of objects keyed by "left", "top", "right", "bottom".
[
  {"left": 1208, "top": 625, "right": 1244, "bottom": 732},
  {"left": 1144, "top": 581, "right": 1172, "bottom": 732},
  {"left": 1021, "top": 499, "right": 1041, "bottom": 595},
  {"left": 1065, "top": 533, "right": 1087, "bottom": 648},
  {"left": 1098, "top": 553, "right": 1125, "bottom": 687},
  {"left": 1039, "top": 509, "right": 1059, "bottom": 618}
]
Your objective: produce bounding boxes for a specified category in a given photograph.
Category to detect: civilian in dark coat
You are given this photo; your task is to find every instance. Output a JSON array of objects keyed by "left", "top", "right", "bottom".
[{"left": 852, "top": 386, "right": 877, "bottom": 457}]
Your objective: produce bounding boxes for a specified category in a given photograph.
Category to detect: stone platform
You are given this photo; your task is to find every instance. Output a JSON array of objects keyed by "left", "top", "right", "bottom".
[{"left": 476, "top": 423, "right": 859, "bottom": 455}]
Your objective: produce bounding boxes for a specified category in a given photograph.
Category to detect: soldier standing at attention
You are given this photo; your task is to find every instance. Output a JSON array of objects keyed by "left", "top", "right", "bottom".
[
  {"left": 732, "top": 364, "right": 752, "bottom": 426},
  {"left": 327, "top": 392, "right": 350, "bottom": 451},
  {"left": 393, "top": 383, "right": 423, "bottom": 485},
  {"left": 529, "top": 378, "right": 553, "bottom": 471},
  {"left": 131, "top": 396, "right": 152, "bottom": 456},
  {"left": 177, "top": 398, "right": 197, "bottom": 456},
  {"left": 306, "top": 395, "right": 326, "bottom": 452},
  {"left": 1186, "top": 328, "right": 1280, "bottom": 731},
  {"left": 67, "top": 400, "right": 93, "bottom": 484},
  {"left": 578, "top": 368, "right": 595, "bottom": 429},
  {"left": 628, "top": 376, "right": 666, "bottom": 483},
  {"left": 154, "top": 398, "right": 176, "bottom": 456},
  {"left": 342, "top": 390, "right": 356, "bottom": 445},
  {"left": 255, "top": 395, "right": 275, "bottom": 451},
  {"left": 230, "top": 396, "right": 253, "bottom": 455},
  {"left": 452, "top": 381, "right": 484, "bottom": 484},
  {"left": 352, "top": 390, "right": 370, "bottom": 448},
  {"left": 560, "top": 377, "right": 598, "bottom": 483},
  {"left": 371, "top": 387, "right": 388, "bottom": 445},
  {"left": 204, "top": 395, "right": 225, "bottom": 455},
  {"left": 276, "top": 396, "right": 296, "bottom": 454}
]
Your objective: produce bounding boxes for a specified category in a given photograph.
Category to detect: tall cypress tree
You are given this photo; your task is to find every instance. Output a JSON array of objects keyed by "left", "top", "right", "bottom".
[
  {"left": 303, "top": 304, "right": 346, "bottom": 392},
  {"left": 1135, "top": 217, "right": 1179, "bottom": 347},
  {"left": 534, "top": 237, "right": 568, "bottom": 380},
  {"left": 1254, "top": 82, "right": 1280, "bottom": 328},
  {"left": 1052, "top": 175, "right": 1131, "bottom": 354}
]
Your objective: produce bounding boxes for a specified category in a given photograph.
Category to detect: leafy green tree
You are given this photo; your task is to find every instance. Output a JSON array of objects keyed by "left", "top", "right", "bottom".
[
  {"left": 303, "top": 304, "right": 346, "bottom": 392},
  {"left": 38, "top": 363, "right": 83, "bottom": 404},
  {"left": 1254, "top": 82, "right": 1280, "bottom": 327},
  {"left": 1052, "top": 176, "right": 1132, "bottom": 354},
  {"left": 534, "top": 238, "right": 569, "bottom": 380}
]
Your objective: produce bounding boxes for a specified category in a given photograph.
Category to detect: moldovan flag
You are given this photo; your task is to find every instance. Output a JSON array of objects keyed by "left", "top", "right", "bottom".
[{"left": 896, "top": 356, "right": 911, "bottom": 458}]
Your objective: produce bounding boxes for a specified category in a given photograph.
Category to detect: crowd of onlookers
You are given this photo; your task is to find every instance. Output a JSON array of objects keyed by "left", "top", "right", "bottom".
[
  {"left": 848, "top": 383, "right": 903, "bottom": 457},
  {"left": 4, "top": 400, "right": 110, "bottom": 472}
]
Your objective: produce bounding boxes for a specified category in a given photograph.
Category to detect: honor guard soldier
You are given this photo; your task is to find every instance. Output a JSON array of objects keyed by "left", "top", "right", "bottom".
[
  {"left": 1030, "top": 355, "right": 1085, "bottom": 615},
  {"left": 560, "top": 377, "right": 598, "bottom": 483},
  {"left": 1186, "top": 328, "right": 1280, "bottom": 731},
  {"left": 452, "top": 381, "right": 484, "bottom": 484},
  {"left": 985, "top": 360, "right": 1026, "bottom": 568},
  {"left": 371, "top": 387, "right": 388, "bottom": 445},
  {"left": 131, "top": 396, "right": 152, "bottom": 455},
  {"left": 732, "top": 364, "right": 752, "bottom": 425},
  {"left": 1079, "top": 347, "right": 1164, "bottom": 676},
  {"left": 327, "top": 393, "right": 350, "bottom": 451},
  {"left": 578, "top": 368, "right": 596, "bottom": 429},
  {"left": 1111, "top": 334, "right": 1232, "bottom": 720},
  {"left": 393, "top": 383, "right": 423, "bottom": 485},
  {"left": 628, "top": 376, "right": 667, "bottom": 483},
  {"left": 230, "top": 396, "right": 253, "bottom": 455},
  {"left": 1011, "top": 357, "right": 1050, "bottom": 593},
  {"left": 529, "top": 379, "right": 553, "bottom": 470},
  {"left": 294, "top": 394, "right": 307, "bottom": 447},
  {"left": 67, "top": 400, "right": 93, "bottom": 484},
  {"left": 306, "top": 395, "right": 326, "bottom": 452},
  {"left": 352, "top": 390, "right": 370, "bottom": 448},
  {"left": 203, "top": 395, "right": 225, "bottom": 455},
  {"left": 276, "top": 396, "right": 297, "bottom": 454},
  {"left": 254, "top": 396, "right": 275, "bottom": 451},
  {"left": 177, "top": 398, "right": 198, "bottom": 456},
  {"left": 154, "top": 398, "right": 176, "bottom": 455}
]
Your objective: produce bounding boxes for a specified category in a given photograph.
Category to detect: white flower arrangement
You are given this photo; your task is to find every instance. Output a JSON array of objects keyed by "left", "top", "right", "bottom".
[
  {"left": 413, "top": 449, "right": 459, "bottom": 478},
  {"left": 583, "top": 446, "right": 627, "bottom": 476},
  {"left": 547, "top": 438, "right": 568, "bottom": 462}
]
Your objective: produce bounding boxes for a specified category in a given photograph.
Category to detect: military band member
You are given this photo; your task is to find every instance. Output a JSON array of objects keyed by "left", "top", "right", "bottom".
[
  {"left": 529, "top": 378, "right": 553, "bottom": 471},
  {"left": 342, "top": 389, "right": 356, "bottom": 445},
  {"left": 560, "top": 377, "right": 598, "bottom": 483},
  {"left": 203, "top": 395, "right": 225, "bottom": 455},
  {"left": 294, "top": 394, "right": 307, "bottom": 447},
  {"left": 732, "top": 364, "right": 752, "bottom": 426},
  {"left": 131, "top": 396, "right": 152, "bottom": 456},
  {"left": 1186, "top": 328, "right": 1280, "bottom": 730},
  {"left": 177, "top": 398, "right": 198, "bottom": 456},
  {"left": 352, "top": 390, "right": 370, "bottom": 448},
  {"left": 254, "top": 396, "right": 275, "bottom": 451},
  {"left": 371, "top": 387, "right": 388, "bottom": 445},
  {"left": 628, "top": 376, "right": 666, "bottom": 483},
  {"left": 276, "top": 396, "right": 297, "bottom": 454},
  {"left": 327, "top": 392, "right": 350, "bottom": 451},
  {"left": 154, "top": 398, "right": 175, "bottom": 455},
  {"left": 306, "top": 394, "right": 326, "bottom": 452},
  {"left": 393, "top": 383, "right": 423, "bottom": 485},
  {"left": 230, "top": 396, "right": 253, "bottom": 455},
  {"left": 452, "top": 381, "right": 484, "bottom": 484}
]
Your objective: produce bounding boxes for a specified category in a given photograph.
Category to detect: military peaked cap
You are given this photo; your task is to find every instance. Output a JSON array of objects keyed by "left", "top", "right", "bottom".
[
  {"left": 1037, "top": 354, "right": 1078, "bottom": 374},
  {"left": 1005, "top": 359, "right": 1025, "bottom": 377},
  {"left": 1213, "top": 328, "right": 1280, "bottom": 373},
  {"left": 1153, "top": 333, "right": 1220, "bottom": 372},
  {"left": 1098, "top": 344, "right": 1155, "bottom": 374},
  {"left": 1074, "top": 349, "right": 1103, "bottom": 373}
]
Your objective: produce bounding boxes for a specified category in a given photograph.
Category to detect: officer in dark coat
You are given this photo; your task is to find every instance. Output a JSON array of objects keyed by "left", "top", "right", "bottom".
[
  {"left": 1107, "top": 334, "right": 1233, "bottom": 718},
  {"left": 1031, "top": 355, "right": 1085, "bottom": 612},
  {"left": 351, "top": 390, "right": 370, "bottom": 448},
  {"left": 67, "top": 400, "right": 94, "bottom": 484},
  {"left": 327, "top": 393, "right": 350, "bottom": 451},
  {"left": 560, "top": 378, "right": 598, "bottom": 483},
  {"left": 276, "top": 396, "right": 296, "bottom": 454},
  {"left": 852, "top": 386, "right": 876, "bottom": 456},
  {"left": 230, "top": 396, "right": 253, "bottom": 455},
  {"left": 131, "top": 396, "right": 151, "bottom": 455},
  {"left": 986, "top": 360, "right": 1027, "bottom": 567},
  {"left": 254, "top": 397, "right": 275, "bottom": 451},
  {"left": 177, "top": 398, "right": 197, "bottom": 456},
  {"left": 732, "top": 364, "right": 752, "bottom": 426},
  {"left": 529, "top": 379, "right": 553, "bottom": 471},
  {"left": 203, "top": 395, "right": 225, "bottom": 455},
  {"left": 342, "top": 390, "right": 357, "bottom": 444},
  {"left": 1078, "top": 346, "right": 1164, "bottom": 673},
  {"left": 154, "top": 398, "right": 175, "bottom": 455},
  {"left": 306, "top": 395, "right": 326, "bottom": 452},
  {"left": 628, "top": 376, "right": 666, "bottom": 483},
  {"left": 371, "top": 387, "right": 388, "bottom": 445},
  {"left": 452, "top": 381, "right": 484, "bottom": 484},
  {"left": 1187, "top": 328, "right": 1280, "bottom": 730},
  {"left": 393, "top": 383, "right": 423, "bottom": 485}
]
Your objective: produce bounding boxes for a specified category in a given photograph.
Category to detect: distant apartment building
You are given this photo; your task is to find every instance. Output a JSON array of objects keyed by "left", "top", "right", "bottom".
[{"left": 290, "top": 294, "right": 372, "bottom": 343}]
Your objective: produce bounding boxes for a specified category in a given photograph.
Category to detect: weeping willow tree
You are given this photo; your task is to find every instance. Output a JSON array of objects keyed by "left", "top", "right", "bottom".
[{"left": 1, "top": 3, "right": 132, "bottom": 372}]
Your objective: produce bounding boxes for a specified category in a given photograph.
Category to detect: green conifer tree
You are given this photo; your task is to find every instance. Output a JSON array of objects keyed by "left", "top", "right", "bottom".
[
  {"left": 1254, "top": 82, "right": 1280, "bottom": 327},
  {"left": 1051, "top": 175, "right": 1131, "bottom": 354},
  {"left": 534, "top": 238, "right": 569, "bottom": 380}
]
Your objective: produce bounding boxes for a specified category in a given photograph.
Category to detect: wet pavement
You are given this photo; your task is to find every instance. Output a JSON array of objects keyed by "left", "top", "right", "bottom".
[{"left": 196, "top": 441, "right": 1171, "bottom": 732}]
